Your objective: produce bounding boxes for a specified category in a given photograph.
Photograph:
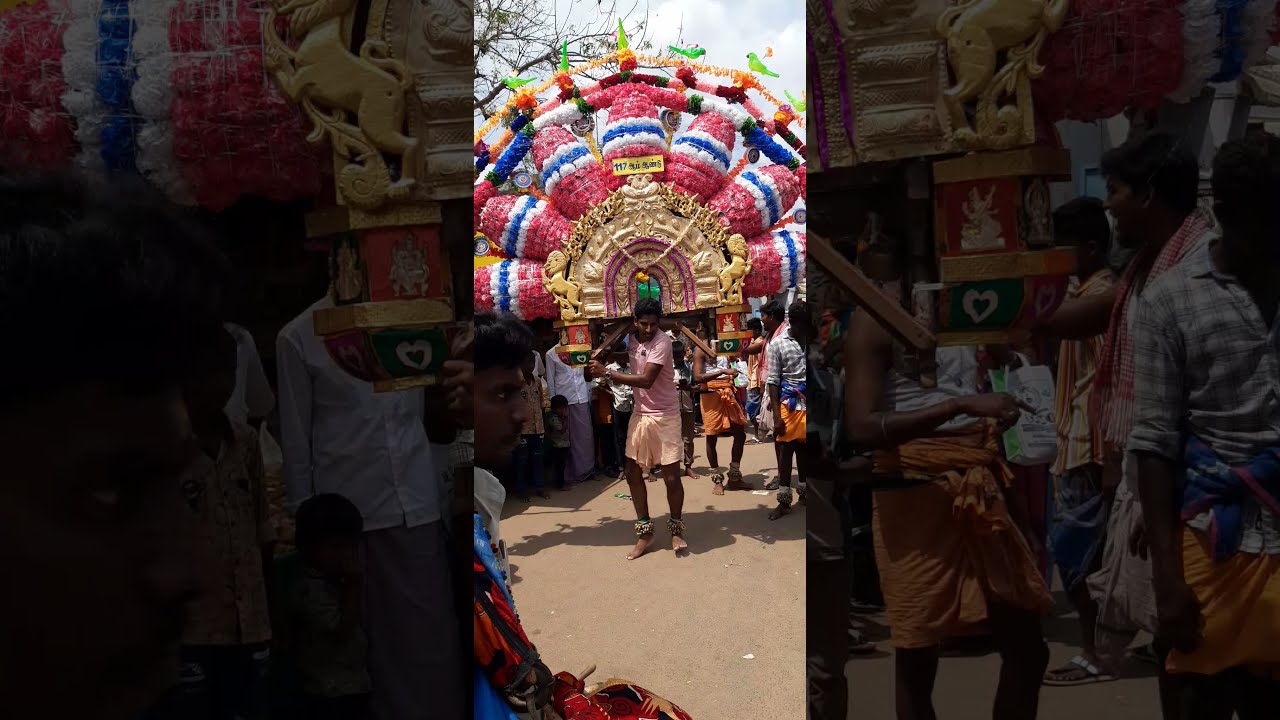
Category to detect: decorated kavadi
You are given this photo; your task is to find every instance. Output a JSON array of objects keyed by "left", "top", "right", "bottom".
[{"left": 473, "top": 29, "right": 807, "bottom": 366}]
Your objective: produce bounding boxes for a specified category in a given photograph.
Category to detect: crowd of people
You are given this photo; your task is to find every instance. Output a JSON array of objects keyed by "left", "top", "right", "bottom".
[
  {"left": 498, "top": 297, "right": 811, "bottom": 535},
  {"left": 805, "top": 130, "right": 1280, "bottom": 720},
  {"left": 0, "top": 171, "right": 470, "bottom": 720}
]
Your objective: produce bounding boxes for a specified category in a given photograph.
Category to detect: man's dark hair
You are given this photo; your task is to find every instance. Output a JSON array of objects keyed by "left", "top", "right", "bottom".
[
  {"left": 550, "top": 394, "right": 569, "bottom": 408},
  {"left": 295, "top": 493, "right": 364, "bottom": 551},
  {"left": 1212, "top": 133, "right": 1280, "bottom": 231},
  {"left": 633, "top": 297, "right": 661, "bottom": 320},
  {"left": 760, "top": 300, "right": 786, "bottom": 321},
  {"left": 1053, "top": 197, "right": 1112, "bottom": 255},
  {"left": 475, "top": 311, "right": 533, "bottom": 372},
  {"left": 747, "top": 317, "right": 763, "bottom": 332},
  {"left": 788, "top": 300, "right": 808, "bottom": 323},
  {"left": 0, "top": 171, "right": 230, "bottom": 408},
  {"left": 1100, "top": 131, "right": 1200, "bottom": 215}
]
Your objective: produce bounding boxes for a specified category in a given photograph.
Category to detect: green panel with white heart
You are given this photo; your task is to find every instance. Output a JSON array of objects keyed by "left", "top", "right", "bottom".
[
  {"left": 716, "top": 337, "right": 742, "bottom": 355},
  {"left": 370, "top": 329, "right": 448, "bottom": 378},
  {"left": 940, "top": 279, "right": 1024, "bottom": 331}
]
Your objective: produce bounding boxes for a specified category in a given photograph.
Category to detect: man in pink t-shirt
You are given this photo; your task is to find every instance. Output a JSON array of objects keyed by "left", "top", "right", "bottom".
[{"left": 587, "top": 298, "right": 686, "bottom": 560}]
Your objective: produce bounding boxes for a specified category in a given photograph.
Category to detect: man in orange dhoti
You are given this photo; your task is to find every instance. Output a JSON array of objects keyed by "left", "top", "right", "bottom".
[
  {"left": 692, "top": 328, "right": 752, "bottom": 495},
  {"left": 1129, "top": 135, "right": 1280, "bottom": 719},
  {"left": 764, "top": 300, "right": 809, "bottom": 521},
  {"left": 846, "top": 289, "right": 1052, "bottom": 719}
]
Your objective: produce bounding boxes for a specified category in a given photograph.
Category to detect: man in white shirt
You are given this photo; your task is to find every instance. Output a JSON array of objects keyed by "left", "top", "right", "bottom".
[
  {"left": 544, "top": 341, "right": 594, "bottom": 483},
  {"left": 223, "top": 322, "right": 275, "bottom": 426},
  {"left": 276, "top": 297, "right": 461, "bottom": 719}
]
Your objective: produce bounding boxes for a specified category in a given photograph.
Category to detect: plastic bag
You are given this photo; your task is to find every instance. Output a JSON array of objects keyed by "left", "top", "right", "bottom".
[{"left": 990, "top": 353, "right": 1057, "bottom": 466}]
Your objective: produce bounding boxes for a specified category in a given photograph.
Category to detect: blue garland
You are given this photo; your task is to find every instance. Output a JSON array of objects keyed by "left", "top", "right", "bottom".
[
  {"left": 504, "top": 196, "right": 537, "bottom": 257},
  {"left": 96, "top": 0, "right": 136, "bottom": 172},
  {"left": 742, "top": 170, "right": 780, "bottom": 226},
  {"left": 475, "top": 151, "right": 491, "bottom": 172},
  {"left": 497, "top": 260, "right": 513, "bottom": 314},
  {"left": 1211, "top": 0, "right": 1249, "bottom": 82},
  {"left": 491, "top": 128, "right": 534, "bottom": 185},
  {"left": 779, "top": 230, "right": 799, "bottom": 288},
  {"left": 744, "top": 125, "right": 798, "bottom": 170}
]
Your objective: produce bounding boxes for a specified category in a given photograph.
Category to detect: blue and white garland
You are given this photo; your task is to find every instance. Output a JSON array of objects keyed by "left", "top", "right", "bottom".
[
  {"left": 540, "top": 141, "right": 595, "bottom": 195},
  {"left": 600, "top": 116, "right": 668, "bottom": 157},
  {"left": 772, "top": 229, "right": 803, "bottom": 290},
  {"left": 671, "top": 130, "right": 732, "bottom": 173},
  {"left": 737, "top": 169, "right": 787, "bottom": 229}
]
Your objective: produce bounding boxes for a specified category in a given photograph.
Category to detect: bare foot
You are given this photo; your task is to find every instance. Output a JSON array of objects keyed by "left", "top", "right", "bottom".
[
  {"left": 672, "top": 534, "right": 688, "bottom": 553},
  {"left": 768, "top": 504, "right": 791, "bottom": 521},
  {"left": 685, "top": 468, "right": 696, "bottom": 479},
  {"left": 626, "top": 534, "right": 655, "bottom": 560}
]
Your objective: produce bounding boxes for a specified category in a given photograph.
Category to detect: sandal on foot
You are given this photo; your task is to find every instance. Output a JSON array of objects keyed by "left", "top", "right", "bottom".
[
  {"left": 764, "top": 479, "right": 781, "bottom": 491},
  {"left": 1043, "top": 656, "right": 1117, "bottom": 686}
]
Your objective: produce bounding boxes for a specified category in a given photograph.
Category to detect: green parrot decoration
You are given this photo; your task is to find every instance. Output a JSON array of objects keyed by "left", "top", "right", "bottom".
[
  {"left": 503, "top": 76, "right": 536, "bottom": 90},
  {"left": 668, "top": 44, "right": 705, "bottom": 59},
  {"left": 746, "top": 52, "right": 779, "bottom": 78},
  {"left": 616, "top": 19, "right": 628, "bottom": 51},
  {"left": 784, "top": 90, "right": 806, "bottom": 112}
]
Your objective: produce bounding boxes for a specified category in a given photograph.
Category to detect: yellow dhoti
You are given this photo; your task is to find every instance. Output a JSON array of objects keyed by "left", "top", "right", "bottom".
[
  {"left": 1166, "top": 527, "right": 1280, "bottom": 677},
  {"left": 699, "top": 378, "right": 746, "bottom": 436},
  {"left": 871, "top": 421, "right": 1052, "bottom": 649}
]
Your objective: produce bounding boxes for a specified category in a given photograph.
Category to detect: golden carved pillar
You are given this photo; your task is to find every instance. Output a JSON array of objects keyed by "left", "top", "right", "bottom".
[{"left": 264, "top": 0, "right": 471, "bottom": 390}]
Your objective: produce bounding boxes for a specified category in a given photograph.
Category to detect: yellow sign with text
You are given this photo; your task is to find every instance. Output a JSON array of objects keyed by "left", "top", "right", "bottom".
[{"left": 611, "top": 155, "right": 665, "bottom": 176}]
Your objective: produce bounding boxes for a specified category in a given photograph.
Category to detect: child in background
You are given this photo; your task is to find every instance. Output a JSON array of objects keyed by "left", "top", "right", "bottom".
[
  {"left": 149, "top": 327, "right": 274, "bottom": 720},
  {"left": 513, "top": 352, "right": 549, "bottom": 501},
  {"left": 673, "top": 339, "right": 697, "bottom": 478},
  {"left": 289, "top": 494, "right": 370, "bottom": 720},
  {"left": 591, "top": 379, "right": 618, "bottom": 478},
  {"left": 546, "top": 395, "right": 572, "bottom": 490}
]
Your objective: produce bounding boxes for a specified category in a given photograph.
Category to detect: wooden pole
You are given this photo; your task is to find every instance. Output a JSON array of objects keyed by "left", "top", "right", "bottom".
[{"left": 808, "top": 231, "right": 938, "bottom": 386}]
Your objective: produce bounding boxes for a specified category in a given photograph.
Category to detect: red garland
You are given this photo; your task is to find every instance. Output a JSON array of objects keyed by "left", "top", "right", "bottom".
[
  {"left": 714, "top": 85, "right": 748, "bottom": 104},
  {"left": 1032, "top": 0, "right": 1183, "bottom": 123},
  {"left": 170, "top": 0, "right": 323, "bottom": 210},
  {"left": 675, "top": 67, "right": 697, "bottom": 87},
  {"left": 0, "top": 1, "right": 75, "bottom": 171}
]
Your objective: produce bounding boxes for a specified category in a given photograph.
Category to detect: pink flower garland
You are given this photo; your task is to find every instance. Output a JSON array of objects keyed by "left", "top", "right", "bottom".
[
  {"left": 1033, "top": 0, "right": 1183, "bottom": 122},
  {"left": 474, "top": 178, "right": 498, "bottom": 228},
  {"left": 170, "top": 0, "right": 322, "bottom": 210},
  {"left": 708, "top": 164, "right": 800, "bottom": 238},
  {"left": 796, "top": 164, "right": 806, "bottom": 198},
  {"left": 0, "top": 1, "right": 75, "bottom": 171},
  {"left": 474, "top": 259, "right": 558, "bottom": 320},
  {"left": 476, "top": 193, "right": 574, "bottom": 262},
  {"left": 532, "top": 126, "right": 609, "bottom": 220},
  {"left": 666, "top": 112, "right": 735, "bottom": 203},
  {"left": 743, "top": 233, "right": 782, "bottom": 299},
  {"left": 601, "top": 87, "right": 668, "bottom": 191}
]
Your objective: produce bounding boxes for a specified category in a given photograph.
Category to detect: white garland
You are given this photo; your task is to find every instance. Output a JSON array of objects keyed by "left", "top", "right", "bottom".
[
  {"left": 772, "top": 231, "right": 792, "bottom": 290},
  {"left": 532, "top": 103, "right": 583, "bottom": 131},
  {"left": 133, "top": 0, "right": 193, "bottom": 204},
  {"left": 600, "top": 117, "right": 666, "bottom": 157},
  {"left": 738, "top": 169, "right": 783, "bottom": 229},
  {"left": 477, "top": 165, "right": 496, "bottom": 185},
  {"left": 1168, "top": 0, "right": 1222, "bottom": 103},
  {"left": 695, "top": 94, "right": 751, "bottom": 131},
  {"left": 670, "top": 129, "right": 731, "bottom": 173},
  {"left": 543, "top": 146, "right": 596, "bottom": 196},
  {"left": 61, "top": 0, "right": 105, "bottom": 174},
  {"left": 504, "top": 195, "right": 544, "bottom": 258}
]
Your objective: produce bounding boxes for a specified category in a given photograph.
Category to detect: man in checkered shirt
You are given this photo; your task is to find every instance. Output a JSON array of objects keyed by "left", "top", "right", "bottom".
[
  {"left": 764, "top": 299, "right": 808, "bottom": 521},
  {"left": 1129, "top": 133, "right": 1280, "bottom": 717}
]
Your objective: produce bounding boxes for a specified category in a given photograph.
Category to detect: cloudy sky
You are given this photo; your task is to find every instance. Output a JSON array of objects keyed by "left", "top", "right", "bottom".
[{"left": 475, "top": 0, "right": 806, "bottom": 134}]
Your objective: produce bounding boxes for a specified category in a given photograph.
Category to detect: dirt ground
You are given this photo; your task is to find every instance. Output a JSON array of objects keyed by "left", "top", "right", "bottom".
[
  {"left": 846, "top": 587, "right": 1164, "bottom": 718},
  {"left": 499, "top": 439, "right": 806, "bottom": 720}
]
